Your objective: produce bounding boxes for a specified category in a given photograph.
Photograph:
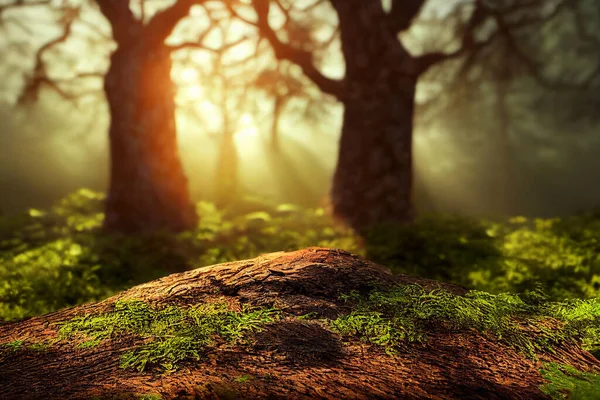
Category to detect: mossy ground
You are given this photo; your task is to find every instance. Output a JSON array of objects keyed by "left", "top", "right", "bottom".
[
  {"left": 540, "top": 362, "right": 600, "bottom": 400},
  {"left": 4, "top": 190, "right": 600, "bottom": 324},
  {"left": 3, "top": 283, "right": 599, "bottom": 399},
  {"left": 38, "top": 286, "right": 598, "bottom": 372},
  {"left": 57, "top": 300, "right": 279, "bottom": 372},
  {"left": 2, "top": 190, "right": 600, "bottom": 398}
]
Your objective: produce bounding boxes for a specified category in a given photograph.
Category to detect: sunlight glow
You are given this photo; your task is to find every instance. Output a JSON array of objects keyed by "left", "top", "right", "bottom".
[
  {"left": 235, "top": 114, "right": 258, "bottom": 145},
  {"left": 179, "top": 67, "right": 199, "bottom": 82}
]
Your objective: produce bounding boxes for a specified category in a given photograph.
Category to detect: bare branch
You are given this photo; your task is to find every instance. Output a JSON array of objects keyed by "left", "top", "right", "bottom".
[
  {"left": 0, "top": 0, "right": 51, "bottom": 15},
  {"left": 414, "top": 1, "right": 490, "bottom": 73},
  {"left": 18, "top": 8, "right": 77, "bottom": 104},
  {"left": 169, "top": 36, "right": 250, "bottom": 54},
  {"left": 387, "top": 0, "right": 426, "bottom": 33},
  {"left": 145, "top": 0, "right": 209, "bottom": 43},
  {"left": 250, "top": 0, "right": 344, "bottom": 100},
  {"left": 95, "top": 0, "right": 139, "bottom": 43}
]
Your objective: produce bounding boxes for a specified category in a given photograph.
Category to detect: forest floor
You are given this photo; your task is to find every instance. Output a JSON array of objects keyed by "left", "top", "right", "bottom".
[{"left": 1, "top": 247, "right": 599, "bottom": 400}]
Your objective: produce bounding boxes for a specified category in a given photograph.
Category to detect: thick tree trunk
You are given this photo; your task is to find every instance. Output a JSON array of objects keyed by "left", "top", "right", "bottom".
[
  {"left": 331, "top": 82, "right": 416, "bottom": 234},
  {"left": 1, "top": 248, "right": 598, "bottom": 400},
  {"left": 102, "top": 40, "right": 197, "bottom": 234},
  {"left": 330, "top": 1, "right": 417, "bottom": 234}
]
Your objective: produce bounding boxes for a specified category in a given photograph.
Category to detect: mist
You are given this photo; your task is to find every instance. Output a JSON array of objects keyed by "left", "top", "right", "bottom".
[
  {"left": 1, "top": 77, "right": 600, "bottom": 219},
  {"left": 1, "top": 0, "right": 599, "bottom": 220}
]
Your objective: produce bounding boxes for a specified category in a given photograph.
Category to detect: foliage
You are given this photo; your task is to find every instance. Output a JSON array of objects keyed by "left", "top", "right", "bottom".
[
  {"left": 234, "top": 374, "right": 253, "bottom": 383},
  {"left": 7, "top": 285, "right": 598, "bottom": 376},
  {"left": 330, "top": 285, "right": 600, "bottom": 358},
  {"left": 540, "top": 363, "right": 600, "bottom": 400},
  {"left": 366, "top": 213, "right": 600, "bottom": 301},
  {"left": 0, "top": 189, "right": 360, "bottom": 322},
  {"left": 4, "top": 189, "right": 600, "bottom": 324},
  {"left": 58, "top": 299, "right": 279, "bottom": 372}
]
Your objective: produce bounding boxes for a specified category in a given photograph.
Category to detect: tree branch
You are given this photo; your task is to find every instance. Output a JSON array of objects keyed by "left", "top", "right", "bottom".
[
  {"left": 387, "top": 0, "right": 426, "bottom": 33},
  {"left": 145, "top": 0, "right": 208, "bottom": 44},
  {"left": 18, "top": 9, "right": 77, "bottom": 104},
  {"left": 0, "top": 0, "right": 51, "bottom": 15},
  {"left": 249, "top": 0, "right": 344, "bottom": 100},
  {"left": 415, "top": 1, "right": 489, "bottom": 74},
  {"left": 169, "top": 36, "right": 250, "bottom": 54},
  {"left": 95, "top": 0, "right": 139, "bottom": 44}
]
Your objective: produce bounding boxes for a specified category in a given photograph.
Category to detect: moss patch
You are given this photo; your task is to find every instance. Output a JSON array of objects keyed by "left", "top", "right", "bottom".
[
  {"left": 58, "top": 299, "right": 280, "bottom": 372},
  {"left": 330, "top": 285, "right": 600, "bottom": 359},
  {"left": 6, "top": 284, "right": 597, "bottom": 377},
  {"left": 540, "top": 362, "right": 600, "bottom": 400}
]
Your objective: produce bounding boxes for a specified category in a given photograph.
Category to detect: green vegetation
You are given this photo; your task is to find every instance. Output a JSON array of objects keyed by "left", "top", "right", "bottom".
[
  {"left": 366, "top": 213, "right": 600, "bottom": 301},
  {"left": 330, "top": 285, "right": 600, "bottom": 359},
  {"left": 137, "top": 395, "right": 162, "bottom": 400},
  {"left": 540, "top": 363, "right": 600, "bottom": 400},
  {"left": 0, "top": 339, "right": 54, "bottom": 355},
  {"left": 58, "top": 299, "right": 279, "bottom": 372},
  {"left": 4, "top": 190, "right": 600, "bottom": 324},
  {"left": 0, "top": 189, "right": 359, "bottom": 321},
  {"left": 90, "top": 394, "right": 162, "bottom": 400},
  {"left": 1, "top": 284, "right": 591, "bottom": 374},
  {"left": 234, "top": 374, "right": 253, "bottom": 383},
  {"left": 1, "top": 189, "right": 600, "bottom": 372},
  {"left": 136, "top": 395, "right": 162, "bottom": 400},
  {"left": 0, "top": 339, "right": 23, "bottom": 352}
]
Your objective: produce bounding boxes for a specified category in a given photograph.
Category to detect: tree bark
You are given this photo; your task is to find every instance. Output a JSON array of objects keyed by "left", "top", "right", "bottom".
[
  {"left": 330, "top": 1, "right": 418, "bottom": 234},
  {"left": 102, "top": 39, "right": 197, "bottom": 234},
  {"left": 1, "top": 248, "right": 599, "bottom": 400}
]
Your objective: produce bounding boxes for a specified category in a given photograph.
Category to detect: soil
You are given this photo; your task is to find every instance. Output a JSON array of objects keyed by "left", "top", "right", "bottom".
[{"left": 0, "top": 247, "right": 598, "bottom": 400}]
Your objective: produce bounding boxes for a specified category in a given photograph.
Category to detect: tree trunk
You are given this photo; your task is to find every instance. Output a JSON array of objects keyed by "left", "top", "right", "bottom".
[
  {"left": 330, "top": 1, "right": 417, "bottom": 234},
  {"left": 1, "top": 248, "right": 598, "bottom": 400},
  {"left": 102, "top": 40, "right": 197, "bottom": 234},
  {"left": 214, "top": 131, "right": 239, "bottom": 208},
  {"left": 269, "top": 96, "right": 284, "bottom": 152}
]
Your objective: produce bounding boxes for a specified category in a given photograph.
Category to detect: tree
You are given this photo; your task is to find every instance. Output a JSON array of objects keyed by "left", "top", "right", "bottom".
[
  {"left": 0, "top": 0, "right": 243, "bottom": 234},
  {"left": 224, "top": 0, "right": 600, "bottom": 234},
  {"left": 413, "top": 0, "right": 600, "bottom": 217}
]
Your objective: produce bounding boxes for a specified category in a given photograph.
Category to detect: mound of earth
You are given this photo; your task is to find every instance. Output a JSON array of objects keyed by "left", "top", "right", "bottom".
[{"left": 0, "top": 247, "right": 598, "bottom": 399}]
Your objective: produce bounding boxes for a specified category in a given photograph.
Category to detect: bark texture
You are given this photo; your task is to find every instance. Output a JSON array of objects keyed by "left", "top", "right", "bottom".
[
  {"left": 1, "top": 247, "right": 598, "bottom": 400},
  {"left": 97, "top": 1, "right": 198, "bottom": 234},
  {"left": 103, "top": 40, "right": 197, "bottom": 234},
  {"left": 329, "top": 1, "right": 419, "bottom": 234}
]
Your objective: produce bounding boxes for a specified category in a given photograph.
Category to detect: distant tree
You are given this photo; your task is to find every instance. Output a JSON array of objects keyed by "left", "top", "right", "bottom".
[
  {"left": 416, "top": 0, "right": 600, "bottom": 216},
  {"left": 0, "top": 0, "right": 243, "bottom": 234},
  {"left": 225, "top": 0, "right": 600, "bottom": 234}
]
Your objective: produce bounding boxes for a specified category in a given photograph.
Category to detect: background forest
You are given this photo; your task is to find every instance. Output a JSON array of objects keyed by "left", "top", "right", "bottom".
[{"left": 0, "top": 0, "right": 599, "bottom": 333}]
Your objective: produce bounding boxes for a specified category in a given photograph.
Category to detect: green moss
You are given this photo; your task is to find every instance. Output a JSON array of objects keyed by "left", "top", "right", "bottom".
[
  {"left": 76, "top": 339, "right": 102, "bottom": 349},
  {"left": 90, "top": 394, "right": 162, "bottom": 400},
  {"left": 27, "top": 342, "right": 49, "bottom": 352},
  {"left": 136, "top": 393, "right": 162, "bottom": 400},
  {"left": 0, "top": 339, "right": 53, "bottom": 355},
  {"left": 540, "top": 362, "right": 600, "bottom": 400},
  {"left": 0, "top": 339, "right": 23, "bottom": 352},
  {"left": 58, "top": 300, "right": 280, "bottom": 372},
  {"left": 330, "top": 285, "right": 600, "bottom": 359},
  {"left": 234, "top": 374, "right": 253, "bottom": 383}
]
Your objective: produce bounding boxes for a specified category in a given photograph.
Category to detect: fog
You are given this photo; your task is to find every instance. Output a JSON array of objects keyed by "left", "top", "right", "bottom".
[
  {"left": 1, "top": 0, "right": 599, "bottom": 220},
  {"left": 2, "top": 78, "right": 600, "bottom": 220}
]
